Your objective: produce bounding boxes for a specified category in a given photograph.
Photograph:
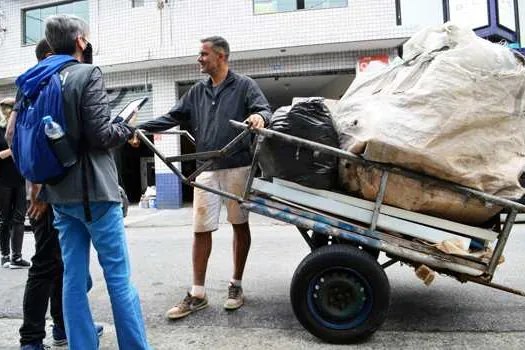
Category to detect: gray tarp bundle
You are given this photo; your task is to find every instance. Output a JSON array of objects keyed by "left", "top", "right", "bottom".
[{"left": 333, "top": 23, "right": 525, "bottom": 224}]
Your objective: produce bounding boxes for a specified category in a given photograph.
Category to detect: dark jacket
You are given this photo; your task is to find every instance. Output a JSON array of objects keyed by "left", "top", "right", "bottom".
[
  {"left": 138, "top": 70, "right": 271, "bottom": 170},
  {"left": 0, "top": 126, "right": 24, "bottom": 187},
  {"left": 14, "top": 58, "right": 134, "bottom": 204}
]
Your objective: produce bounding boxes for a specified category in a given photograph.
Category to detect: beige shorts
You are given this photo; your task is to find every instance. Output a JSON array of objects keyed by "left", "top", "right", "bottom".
[{"left": 193, "top": 166, "right": 251, "bottom": 233}]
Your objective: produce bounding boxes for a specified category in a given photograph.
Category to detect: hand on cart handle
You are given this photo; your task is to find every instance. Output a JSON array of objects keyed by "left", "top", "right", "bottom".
[{"left": 244, "top": 113, "right": 265, "bottom": 129}]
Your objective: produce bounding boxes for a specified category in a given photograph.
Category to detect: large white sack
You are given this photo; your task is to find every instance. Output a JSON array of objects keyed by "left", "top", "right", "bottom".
[{"left": 334, "top": 23, "right": 525, "bottom": 200}]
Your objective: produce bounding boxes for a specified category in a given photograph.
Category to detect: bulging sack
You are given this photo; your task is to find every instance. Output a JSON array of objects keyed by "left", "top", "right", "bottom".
[
  {"left": 333, "top": 23, "right": 525, "bottom": 223},
  {"left": 341, "top": 163, "right": 501, "bottom": 225}
]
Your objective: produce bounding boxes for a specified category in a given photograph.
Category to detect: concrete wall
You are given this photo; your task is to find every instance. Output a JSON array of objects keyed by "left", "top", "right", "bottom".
[
  {"left": 316, "top": 74, "right": 355, "bottom": 100},
  {"left": 0, "top": 0, "right": 416, "bottom": 79}
]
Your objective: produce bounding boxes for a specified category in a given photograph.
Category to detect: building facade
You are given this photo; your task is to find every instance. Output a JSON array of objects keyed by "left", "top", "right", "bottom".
[{"left": 0, "top": 0, "right": 522, "bottom": 207}]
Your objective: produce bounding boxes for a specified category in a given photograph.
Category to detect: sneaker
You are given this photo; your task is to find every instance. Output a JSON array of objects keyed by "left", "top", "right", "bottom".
[
  {"left": 52, "top": 324, "right": 104, "bottom": 346},
  {"left": 1, "top": 256, "right": 9, "bottom": 268},
  {"left": 224, "top": 282, "right": 244, "bottom": 310},
  {"left": 9, "top": 257, "right": 31, "bottom": 269},
  {"left": 20, "top": 342, "right": 50, "bottom": 350},
  {"left": 165, "top": 292, "right": 208, "bottom": 320}
]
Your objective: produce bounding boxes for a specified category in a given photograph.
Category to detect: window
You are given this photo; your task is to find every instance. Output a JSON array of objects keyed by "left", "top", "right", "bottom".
[
  {"left": 397, "top": 0, "right": 444, "bottom": 27},
  {"left": 448, "top": 0, "right": 489, "bottom": 30},
  {"left": 23, "top": 1, "right": 89, "bottom": 45},
  {"left": 254, "top": 0, "right": 347, "bottom": 14},
  {"left": 497, "top": 0, "right": 516, "bottom": 32},
  {"left": 132, "top": 0, "right": 145, "bottom": 8}
]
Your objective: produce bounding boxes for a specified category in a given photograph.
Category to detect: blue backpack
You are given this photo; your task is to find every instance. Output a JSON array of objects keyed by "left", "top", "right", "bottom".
[{"left": 11, "top": 55, "right": 78, "bottom": 184}]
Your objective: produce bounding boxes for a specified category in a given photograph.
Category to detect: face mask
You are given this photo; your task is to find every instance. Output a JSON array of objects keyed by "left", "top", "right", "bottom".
[{"left": 83, "top": 42, "right": 93, "bottom": 64}]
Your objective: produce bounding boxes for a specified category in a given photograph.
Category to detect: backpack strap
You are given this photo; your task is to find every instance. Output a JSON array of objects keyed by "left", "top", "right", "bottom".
[{"left": 60, "top": 63, "right": 97, "bottom": 222}]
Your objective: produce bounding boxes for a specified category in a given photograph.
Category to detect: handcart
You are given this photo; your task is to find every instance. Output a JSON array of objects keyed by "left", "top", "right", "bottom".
[{"left": 135, "top": 121, "right": 525, "bottom": 344}]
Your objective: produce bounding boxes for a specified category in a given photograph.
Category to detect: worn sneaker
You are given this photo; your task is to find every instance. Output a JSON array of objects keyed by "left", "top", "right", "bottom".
[
  {"left": 165, "top": 292, "right": 208, "bottom": 320},
  {"left": 20, "top": 342, "right": 50, "bottom": 350},
  {"left": 1, "top": 256, "right": 9, "bottom": 268},
  {"left": 9, "top": 257, "right": 31, "bottom": 269},
  {"left": 224, "top": 283, "right": 244, "bottom": 310},
  {"left": 52, "top": 324, "right": 104, "bottom": 346}
]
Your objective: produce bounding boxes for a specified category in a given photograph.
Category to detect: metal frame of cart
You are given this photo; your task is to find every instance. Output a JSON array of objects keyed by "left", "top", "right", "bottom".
[{"left": 136, "top": 121, "right": 525, "bottom": 344}]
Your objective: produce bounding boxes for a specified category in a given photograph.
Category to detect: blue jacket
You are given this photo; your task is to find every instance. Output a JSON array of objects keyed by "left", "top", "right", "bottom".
[{"left": 16, "top": 55, "right": 76, "bottom": 99}]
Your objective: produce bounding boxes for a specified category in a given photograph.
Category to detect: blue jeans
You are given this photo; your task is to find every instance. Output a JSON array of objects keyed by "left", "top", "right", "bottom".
[{"left": 53, "top": 202, "right": 150, "bottom": 350}]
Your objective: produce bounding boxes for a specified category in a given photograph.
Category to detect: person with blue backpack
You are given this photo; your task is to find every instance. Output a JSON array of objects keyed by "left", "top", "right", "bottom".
[
  {"left": 9, "top": 15, "right": 151, "bottom": 350},
  {"left": 8, "top": 39, "right": 103, "bottom": 350}
]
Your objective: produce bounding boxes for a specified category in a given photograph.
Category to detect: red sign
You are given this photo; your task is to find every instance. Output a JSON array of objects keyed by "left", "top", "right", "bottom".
[{"left": 358, "top": 55, "right": 390, "bottom": 73}]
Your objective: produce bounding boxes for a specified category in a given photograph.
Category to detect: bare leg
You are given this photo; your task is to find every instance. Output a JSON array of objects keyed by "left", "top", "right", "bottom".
[
  {"left": 232, "top": 223, "right": 251, "bottom": 280},
  {"left": 192, "top": 232, "right": 212, "bottom": 286}
]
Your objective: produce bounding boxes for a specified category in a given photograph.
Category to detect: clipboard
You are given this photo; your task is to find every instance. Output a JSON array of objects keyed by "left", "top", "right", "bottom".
[{"left": 111, "top": 97, "right": 149, "bottom": 123}]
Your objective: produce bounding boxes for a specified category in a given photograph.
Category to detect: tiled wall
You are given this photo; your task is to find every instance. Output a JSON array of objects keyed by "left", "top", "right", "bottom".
[{"left": 0, "top": 0, "right": 412, "bottom": 79}]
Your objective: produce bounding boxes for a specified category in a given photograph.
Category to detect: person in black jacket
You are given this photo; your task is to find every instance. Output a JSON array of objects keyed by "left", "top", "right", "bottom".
[
  {"left": 11, "top": 15, "right": 151, "bottom": 350},
  {"left": 0, "top": 97, "right": 30, "bottom": 269},
  {"left": 137, "top": 36, "right": 271, "bottom": 319}
]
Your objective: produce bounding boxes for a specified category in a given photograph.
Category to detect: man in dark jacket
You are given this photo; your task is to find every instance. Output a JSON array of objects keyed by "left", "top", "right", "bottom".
[
  {"left": 137, "top": 36, "right": 271, "bottom": 319},
  {"left": 13, "top": 15, "right": 151, "bottom": 350}
]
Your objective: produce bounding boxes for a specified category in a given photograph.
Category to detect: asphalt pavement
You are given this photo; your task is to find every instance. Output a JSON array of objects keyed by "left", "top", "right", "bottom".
[{"left": 1, "top": 205, "right": 525, "bottom": 349}]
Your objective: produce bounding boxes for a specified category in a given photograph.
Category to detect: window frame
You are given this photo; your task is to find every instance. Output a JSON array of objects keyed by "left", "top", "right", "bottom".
[
  {"left": 395, "top": 0, "right": 520, "bottom": 44},
  {"left": 21, "top": 0, "right": 89, "bottom": 46},
  {"left": 253, "top": 0, "right": 348, "bottom": 15},
  {"left": 395, "top": 0, "right": 503, "bottom": 31},
  {"left": 132, "top": 0, "right": 145, "bottom": 8}
]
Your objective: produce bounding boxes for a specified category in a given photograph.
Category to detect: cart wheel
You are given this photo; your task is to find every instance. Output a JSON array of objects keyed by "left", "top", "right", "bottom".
[
  {"left": 332, "top": 236, "right": 380, "bottom": 260},
  {"left": 311, "top": 231, "right": 329, "bottom": 248},
  {"left": 290, "top": 244, "right": 390, "bottom": 344},
  {"left": 362, "top": 246, "right": 380, "bottom": 260}
]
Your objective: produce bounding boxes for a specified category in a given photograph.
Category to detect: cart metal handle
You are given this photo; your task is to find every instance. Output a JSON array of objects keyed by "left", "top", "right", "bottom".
[
  {"left": 140, "top": 130, "right": 195, "bottom": 144},
  {"left": 135, "top": 128, "right": 252, "bottom": 202}
]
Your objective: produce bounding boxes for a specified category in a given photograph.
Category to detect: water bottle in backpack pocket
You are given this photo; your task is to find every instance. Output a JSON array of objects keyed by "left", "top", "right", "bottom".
[{"left": 43, "top": 115, "right": 77, "bottom": 167}]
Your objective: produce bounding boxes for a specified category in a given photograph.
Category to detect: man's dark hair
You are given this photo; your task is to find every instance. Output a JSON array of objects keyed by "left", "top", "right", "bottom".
[
  {"left": 35, "top": 39, "right": 53, "bottom": 61},
  {"left": 201, "top": 36, "right": 230, "bottom": 60},
  {"left": 45, "top": 14, "right": 89, "bottom": 55}
]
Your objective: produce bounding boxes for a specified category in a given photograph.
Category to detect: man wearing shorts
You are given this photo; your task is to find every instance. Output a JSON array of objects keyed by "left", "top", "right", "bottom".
[{"left": 136, "top": 36, "right": 271, "bottom": 319}]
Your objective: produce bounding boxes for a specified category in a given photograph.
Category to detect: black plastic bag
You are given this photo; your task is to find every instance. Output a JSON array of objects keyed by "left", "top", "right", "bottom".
[{"left": 258, "top": 98, "right": 339, "bottom": 190}]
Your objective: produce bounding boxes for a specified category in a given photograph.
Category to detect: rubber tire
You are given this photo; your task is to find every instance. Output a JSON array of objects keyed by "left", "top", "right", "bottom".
[
  {"left": 290, "top": 244, "right": 390, "bottom": 344},
  {"left": 119, "top": 186, "right": 129, "bottom": 218},
  {"left": 334, "top": 237, "right": 380, "bottom": 260}
]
